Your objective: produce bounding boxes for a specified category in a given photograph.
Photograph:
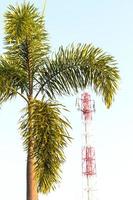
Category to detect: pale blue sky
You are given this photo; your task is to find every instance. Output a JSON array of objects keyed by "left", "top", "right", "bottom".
[{"left": 0, "top": 1, "right": 133, "bottom": 200}]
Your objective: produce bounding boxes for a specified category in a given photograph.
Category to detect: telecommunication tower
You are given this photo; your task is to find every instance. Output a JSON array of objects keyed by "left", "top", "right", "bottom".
[{"left": 76, "top": 92, "right": 96, "bottom": 200}]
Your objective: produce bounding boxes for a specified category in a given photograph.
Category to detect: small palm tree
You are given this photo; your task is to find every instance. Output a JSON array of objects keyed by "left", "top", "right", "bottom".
[{"left": 0, "top": 2, "right": 120, "bottom": 200}]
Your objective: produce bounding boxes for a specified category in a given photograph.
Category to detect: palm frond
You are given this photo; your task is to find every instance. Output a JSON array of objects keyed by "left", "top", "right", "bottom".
[
  {"left": 5, "top": 2, "right": 48, "bottom": 45},
  {"left": 37, "top": 44, "right": 120, "bottom": 107},
  {"left": 0, "top": 57, "right": 28, "bottom": 102},
  {"left": 4, "top": 2, "right": 50, "bottom": 79},
  {"left": 20, "top": 99, "right": 71, "bottom": 193}
]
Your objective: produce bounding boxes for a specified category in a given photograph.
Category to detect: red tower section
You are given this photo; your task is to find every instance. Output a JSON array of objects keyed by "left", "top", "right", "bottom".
[
  {"left": 82, "top": 146, "right": 96, "bottom": 176},
  {"left": 81, "top": 92, "right": 95, "bottom": 121}
]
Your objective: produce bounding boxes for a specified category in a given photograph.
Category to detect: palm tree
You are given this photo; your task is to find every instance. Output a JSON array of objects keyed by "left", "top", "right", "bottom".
[{"left": 0, "top": 2, "right": 120, "bottom": 200}]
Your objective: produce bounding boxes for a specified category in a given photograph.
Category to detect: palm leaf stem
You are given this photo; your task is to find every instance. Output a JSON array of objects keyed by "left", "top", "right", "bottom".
[
  {"left": 34, "top": 64, "right": 79, "bottom": 98},
  {"left": 16, "top": 90, "right": 28, "bottom": 102},
  {"left": 6, "top": 85, "right": 28, "bottom": 102}
]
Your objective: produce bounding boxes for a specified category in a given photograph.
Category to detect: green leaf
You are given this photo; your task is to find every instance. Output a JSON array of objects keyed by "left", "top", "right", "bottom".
[
  {"left": 19, "top": 99, "right": 71, "bottom": 193},
  {"left": 0, "top": 57, "right": 28, "bottom": 102},
  {"left": 37, "top": 44, "right": 120, "bottom": 107}
]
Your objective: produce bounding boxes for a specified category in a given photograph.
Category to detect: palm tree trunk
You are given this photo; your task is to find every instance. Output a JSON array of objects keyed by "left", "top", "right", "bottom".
[
  {"left": 26, "top": 98, "right": 38, "bottom": 200},
  {"left": 27, "top": 146, "right": 38, "bottom": 200}
]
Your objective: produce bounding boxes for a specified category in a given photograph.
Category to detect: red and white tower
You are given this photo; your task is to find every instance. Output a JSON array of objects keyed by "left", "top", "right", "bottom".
[{"left": 76, "top": 92, "right": 96, "bottom": 200}]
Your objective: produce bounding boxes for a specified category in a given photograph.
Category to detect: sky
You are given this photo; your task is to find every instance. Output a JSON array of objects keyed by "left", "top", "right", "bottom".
[{"left": 0, "top": 0, "right": 133, "bottom": 200}]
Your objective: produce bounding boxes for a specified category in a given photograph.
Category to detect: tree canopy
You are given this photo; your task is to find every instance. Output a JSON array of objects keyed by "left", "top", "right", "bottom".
[{"left": 0, "top": 2, "right": 120, "bottom": 197}]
